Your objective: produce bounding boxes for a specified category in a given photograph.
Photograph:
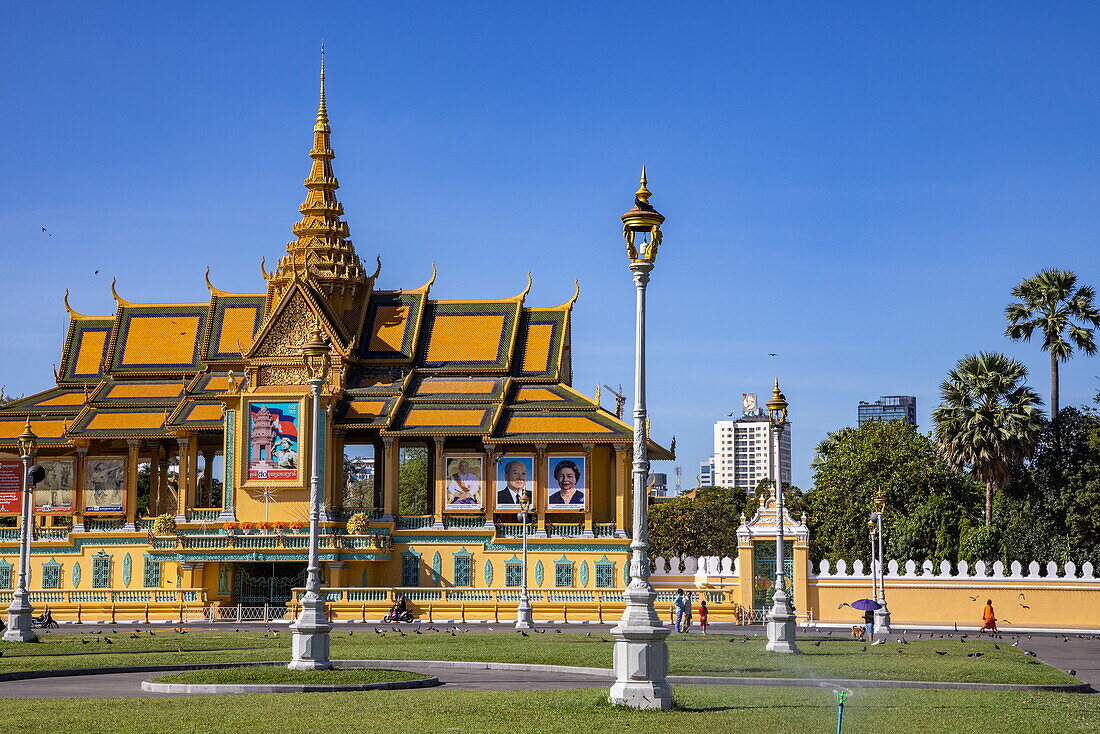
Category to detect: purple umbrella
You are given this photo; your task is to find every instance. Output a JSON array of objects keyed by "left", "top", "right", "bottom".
[{"left": 850, "top": 599, "right": 882, "bottom": 611}]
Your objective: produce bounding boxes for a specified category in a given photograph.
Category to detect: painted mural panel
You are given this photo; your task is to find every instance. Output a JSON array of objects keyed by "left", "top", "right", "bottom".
[
  {"left": 444, "top": 455, "right": 483, "bottom": 510},
  {"left": 495, "top": 455, "right": 533, "bottom": 509},
  {"left": 35, "top": 458, "right": 75, "bottom": 513},
  {"left": 547, "top": 456, "right": 586, "bottom": 511},
  {"left": 85, "top": 457, "right": 125, "bottom": 513},
  {"left": 247, "top": 402, "right": 299, "bottom": 481}
]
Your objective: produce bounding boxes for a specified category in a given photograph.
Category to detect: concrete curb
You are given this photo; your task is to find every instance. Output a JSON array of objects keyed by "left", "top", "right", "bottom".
[
  {"left": 140, "top": 676, "right": 441, "bottom": 694},
  {"left": 2, "top": 659, "right": 1091, "bottom": 694},
  {"left": 335, "top": 660, "right": 1094, "bottom": 694}
]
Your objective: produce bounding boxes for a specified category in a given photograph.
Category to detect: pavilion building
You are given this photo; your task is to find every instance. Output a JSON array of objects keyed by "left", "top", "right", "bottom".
[{"left": 0, "top": 65, "right": 672, "bottom": 617}]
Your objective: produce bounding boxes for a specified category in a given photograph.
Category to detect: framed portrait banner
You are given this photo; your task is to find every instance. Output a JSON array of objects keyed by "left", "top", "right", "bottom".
[
  {"left": 0, "top": 460, "right": 21, "bottom": 514},
  {"left": 444, "top": 455, "right": 484, "bottom": 510},
  {"left": 35, "top": 458, "right": 75, "bottom": 514},
  {"left": 547, "top": 456, "right": 586, "bottom": 511},
  {"left": 495, "top": 456, "right": 534, "bottom": 510},
  {"left": 247, "top": 401, "right": 300, "bottom": 481},
  {"left": 84, "top": 457, "right": 125, "bottom": 513}
]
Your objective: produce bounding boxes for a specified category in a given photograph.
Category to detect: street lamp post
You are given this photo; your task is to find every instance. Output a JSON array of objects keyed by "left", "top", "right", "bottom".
[
  {"left": 5, "top": 420, "right": 39, "bottom": 642},
  {"left": 289, "top": 328, "right": 334, "bottom": 670},
  {"left": 609, "top": 168, "right": 674, "bottom": 710},
  {"left": 871, "top": 494, "right": 891, "bottom": 634},
  {"left": 765, "top": 380, "right": 799, "bottom": 654},
  {"left": 515, "top": 489, "right": 534, "bottom": 630}
]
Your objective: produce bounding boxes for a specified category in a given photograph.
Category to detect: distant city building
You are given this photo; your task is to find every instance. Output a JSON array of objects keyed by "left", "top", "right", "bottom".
[
  {"left": 704, "top": 392, "right": 792, "bottom": 492},
  {"left": 345, "top": 456, "right": 375, "bottom": 482},
  {"left": 648, "top": 472, "right": 669, "bottom": 496},
  {"left": 857, "top": 396, "right": 917, "bottom": 427},
  {"left": 699, "top": 458, "right": 715, "bottom": 487}
]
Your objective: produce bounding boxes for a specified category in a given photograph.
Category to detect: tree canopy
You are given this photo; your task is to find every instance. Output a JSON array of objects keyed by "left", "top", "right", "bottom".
[
  {"left": 647, "top": 487, "right": 751, "bottom": 558},
  {"left": 806, "top": 420, "right": 982, "bottom": 564},
  {"left": 932, "top": 351, "right": 1044, "bottom": 524}
]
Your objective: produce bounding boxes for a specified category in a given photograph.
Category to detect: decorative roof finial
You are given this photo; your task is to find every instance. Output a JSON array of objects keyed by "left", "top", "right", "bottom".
[
  {"left": 635, "top": 165, "right": 652, "bottom": 206},
  {"left": 317, "top": 41, "right": 327, "bottom": 127}
]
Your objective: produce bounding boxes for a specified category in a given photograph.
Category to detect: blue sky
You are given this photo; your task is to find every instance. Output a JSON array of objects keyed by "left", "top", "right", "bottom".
[{"left": 3, "top": 2, "right": 1100, "bottom": 489}]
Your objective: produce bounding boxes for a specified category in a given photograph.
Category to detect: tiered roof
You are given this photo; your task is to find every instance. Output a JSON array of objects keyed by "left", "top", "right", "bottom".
[{"left": 0, "top": 58, "right": 670, "bottom": 459}]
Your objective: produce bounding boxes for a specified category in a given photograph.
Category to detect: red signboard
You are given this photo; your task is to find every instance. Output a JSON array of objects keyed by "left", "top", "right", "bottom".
[{"left": 0, "top": 460, "right": 22, "bottom": 515}]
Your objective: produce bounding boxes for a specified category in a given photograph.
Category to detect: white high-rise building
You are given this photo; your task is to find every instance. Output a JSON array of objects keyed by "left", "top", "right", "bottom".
[{"left": 706, "top": 392, "right": 792, "bottom": 492}]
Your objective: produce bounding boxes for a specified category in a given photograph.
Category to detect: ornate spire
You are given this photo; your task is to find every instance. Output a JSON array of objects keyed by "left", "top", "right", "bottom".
[{"left": 267, "top": 48, "right": 368, "bottom": 328}]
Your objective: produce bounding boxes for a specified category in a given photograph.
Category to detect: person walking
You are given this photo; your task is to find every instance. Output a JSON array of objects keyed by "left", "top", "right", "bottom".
[
  {"left": 863, "top": 608, "right": 876, "bottom": 644},
  {"left": 698, "top": 599, "right": 709, "bottom": 635},
  {"left": 683, "top": 592, "right": 693, "bottom": 632},
  {"left": 673, "top": 589, "right": 688, "bottom": 633},
  {"left": 980, "top": 599, "right": 998, "bottom": 634}
]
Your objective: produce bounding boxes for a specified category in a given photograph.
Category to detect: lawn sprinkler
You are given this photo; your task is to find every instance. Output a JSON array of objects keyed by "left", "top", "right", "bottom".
[{"left": 834, "top": 688, "right": 850, "bottom": 733}]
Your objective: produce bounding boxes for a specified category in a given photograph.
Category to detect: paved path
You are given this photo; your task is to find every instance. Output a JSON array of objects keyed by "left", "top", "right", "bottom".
[{"left": 0, "top": 664, "right": 612, "bottom": 699}]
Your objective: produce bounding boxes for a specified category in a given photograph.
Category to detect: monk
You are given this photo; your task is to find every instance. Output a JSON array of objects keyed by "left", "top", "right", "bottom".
[{"left": 980, "top": 599, "right": 998, "bottom": 633}]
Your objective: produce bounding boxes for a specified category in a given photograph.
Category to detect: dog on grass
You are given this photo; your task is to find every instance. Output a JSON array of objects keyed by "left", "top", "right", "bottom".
[{"left": 850, "top": 625, "right": 866, "bottom": 640}]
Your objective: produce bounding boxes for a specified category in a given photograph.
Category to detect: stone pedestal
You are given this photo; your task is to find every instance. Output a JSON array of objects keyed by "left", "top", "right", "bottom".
[
  {"left": 288, "top": 595, "right": 333, "bottom": 670},
  {"left": 765, "top": 589, "right": 800, "bottom": 654},
  {"left": 4, "top": 589, "right": 38, "bottom": 643},
  {"left": 514, "top": 595, "right": 533, "bottom": 630},
  {"left": 609, "top": 584, "right": 673, "bottom": 710},
  {"left": 874, "top": 604, "right": 892, "bottom": 636}
]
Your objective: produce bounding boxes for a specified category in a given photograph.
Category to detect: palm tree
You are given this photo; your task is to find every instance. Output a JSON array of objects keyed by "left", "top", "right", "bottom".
[
  {"left": 1005, "top": 269, "right": 1100, "bottom": 418},
  {"left": 932, "top": 352, "right": 1044, "bottom": 525}
]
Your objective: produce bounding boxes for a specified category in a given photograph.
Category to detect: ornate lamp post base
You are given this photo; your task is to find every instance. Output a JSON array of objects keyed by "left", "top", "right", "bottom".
[
  {"left": 765, "top": 590, "right": 800, "bottom": 654},
  {"left": 609, "top": 586, "right": 674, "bottom": 710},
  {"left": 288, "top": 595, "right": 333, "bottom": 670},
  {"left": 515, "top": 597, "right": 533, "bottom": 630},
  {"left": 874, "top": 605, "right": 892, "bottom": 635},
  {"left": 4, "top": 591, "right": 37, "bottom": 643}
]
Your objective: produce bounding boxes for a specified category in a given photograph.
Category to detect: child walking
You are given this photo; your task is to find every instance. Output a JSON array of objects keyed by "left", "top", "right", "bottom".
[{"left": 698, "top": 599, "right": 709, "bottom": 635}]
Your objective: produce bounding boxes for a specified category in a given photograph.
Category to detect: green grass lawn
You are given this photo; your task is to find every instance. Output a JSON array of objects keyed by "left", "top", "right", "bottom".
[
  {"left": 152, "top": 666, "right": 428, "bottom": 685},
  {"left": 1, "top": 686, "right": 1097, "bottom": 734},
  {"left": 0, "top": 630, "right": 1076, "bottom": 685}
]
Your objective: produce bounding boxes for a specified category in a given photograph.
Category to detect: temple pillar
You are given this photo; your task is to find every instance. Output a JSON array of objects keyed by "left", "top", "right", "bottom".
[
  {"left": 124, "top": 440, "right": 140, "bottom": 530},
  {"left": 201, "top": 450, "right": 216, "bottom": 507},
  {"left": 534, "top": 444, "right": 547, "bottom": 537},
  {"left": 794, "top": 528, "right": 810, "bottom": 622},
  {"left": 147, "top": 444, "right": 162, "bottom": 517},
  {"left": 372, "top": 438, "right": 385, "bottom": 513},
  {"left": 178, "top": 562, "right": 205, "bottom": 589},
  {"left": 71, "top": 445, "right": 89, "bottom": 533},
  {"left": 426, "top": 438, "right": 436, "bottom": 517},
  {"left": 158, "top": 455, "right": 171, "bottom": 518},
  {"left": 326, "top": 561, "right": 348, "bottom": 588},
  {"left": 482, "top": 443, "right": 496, "bottom": 530},
  {"left": 613, "top": 445, "right": 629, "bottom": 538},
  {"left": 330, "top": 428, "right": 346, "bottom": 517},
  {"left": 381, "top": 437, "right": 398, "bottom": 522},
  {"left": 431, "top": 438, "right": 445, "bottom": 529},
  {"left": 174, "top": 436, "right": 190, "bottom": 523},
  {"left": 582, "top": 443, "right": 595, "bottom": 537}
]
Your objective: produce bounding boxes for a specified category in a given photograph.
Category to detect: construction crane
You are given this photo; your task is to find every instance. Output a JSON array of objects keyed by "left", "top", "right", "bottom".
[{"left": 602, "top": 384, "right": 626, "bottom": 419}]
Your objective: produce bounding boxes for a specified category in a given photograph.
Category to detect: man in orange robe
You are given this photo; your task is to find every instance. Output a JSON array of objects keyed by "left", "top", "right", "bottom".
[{"left": 980, "top": 599, "right": 998, "bottom": 633}]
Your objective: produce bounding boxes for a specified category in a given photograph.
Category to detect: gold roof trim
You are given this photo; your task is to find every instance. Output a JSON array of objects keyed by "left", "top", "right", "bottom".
[
  {"left": 110, "top": 277, "right": 135, "bottom": 307},
  {"left": 204, "top": 266, "right": 264, "bottom": 298},
  {"left": 63, "top": 290, "right": 105, "bottom": 320},
  {"left": 407, "top": 262, "right": 437, "bottom": 294}
]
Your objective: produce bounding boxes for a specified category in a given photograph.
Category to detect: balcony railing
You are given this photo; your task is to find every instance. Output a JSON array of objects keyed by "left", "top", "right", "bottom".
[
  {"left": 396, "top": 515, "right": 435, "bottom": 530},
  {"left": 443, "top": 515, "right": 487, "bottom": 530},
  {"left": 150, "top": 532, "right": 393, "bottom": 552},
  {"left": 0, "top": 588, "right": 204, "bottom": 604},
  {"left": 185, "top": 508, "right": 222, "bottom": 523},
  {"left": 546, "top": 523, "right": 585, "bottom": 537},
  {"left": 0, "top": 527, "right": 71, "bottom": 542}
]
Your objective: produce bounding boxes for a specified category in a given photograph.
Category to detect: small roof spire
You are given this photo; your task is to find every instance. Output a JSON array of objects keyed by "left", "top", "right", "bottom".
[{"left": 317, "top": 42, "right": 327, "bottom": 127}]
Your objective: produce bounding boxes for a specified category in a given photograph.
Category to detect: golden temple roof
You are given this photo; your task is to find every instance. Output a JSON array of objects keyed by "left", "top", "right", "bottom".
[{"left": 0, "top": 60, "right": 672, "bottom": 458}]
